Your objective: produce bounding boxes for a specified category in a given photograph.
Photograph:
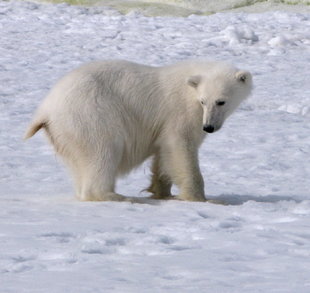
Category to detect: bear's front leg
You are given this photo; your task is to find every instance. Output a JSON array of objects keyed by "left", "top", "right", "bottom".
[
  {"left": 161, "top": 139, "right": 206, "bottom": 202},
  {"left": 178, "top": 169, "right": 206, "bottom": 202},
  {"left": 147, "top": 153, "right": 172, "bottom": 199}
]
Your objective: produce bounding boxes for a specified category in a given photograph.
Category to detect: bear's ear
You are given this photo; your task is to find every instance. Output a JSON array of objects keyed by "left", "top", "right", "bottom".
[
  {"left": 236, "top": 71, "right": 251, "bottom": 84},
  {"left": 187, "top": 75, "right": 201, "bottom": 88}
]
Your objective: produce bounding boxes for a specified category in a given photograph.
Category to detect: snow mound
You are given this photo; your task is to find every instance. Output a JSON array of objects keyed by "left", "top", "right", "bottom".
[
  {"left": 223, "top": 25, "right": 259, "bottom": 45},
  {"left": 279, "top": 104, "right": 310, "bottom": 116}
]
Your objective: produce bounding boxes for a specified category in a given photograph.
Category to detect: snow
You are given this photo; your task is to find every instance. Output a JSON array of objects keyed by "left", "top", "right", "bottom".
[{"left": 1, "top": 0, "right": 310, "bottom": 292}]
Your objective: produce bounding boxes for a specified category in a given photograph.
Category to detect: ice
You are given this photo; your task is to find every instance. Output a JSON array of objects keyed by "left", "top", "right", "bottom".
[{"left": 0, "top": 1, "right": 310, "bottom": 292}]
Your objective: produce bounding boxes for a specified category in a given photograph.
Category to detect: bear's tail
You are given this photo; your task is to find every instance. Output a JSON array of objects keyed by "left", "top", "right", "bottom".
[{"left": 24, "top": 118, "right": 47, "bottom": 140}]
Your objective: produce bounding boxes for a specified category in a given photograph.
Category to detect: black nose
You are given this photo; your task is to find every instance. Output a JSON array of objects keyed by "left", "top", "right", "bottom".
[{"left": 203, "top": 125, "right": 215, "bottom": 133}]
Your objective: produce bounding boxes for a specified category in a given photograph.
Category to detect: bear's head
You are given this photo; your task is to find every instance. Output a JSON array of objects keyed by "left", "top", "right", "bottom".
[{"left": 187, "top": 63, "right": 252, "bottom": 133}]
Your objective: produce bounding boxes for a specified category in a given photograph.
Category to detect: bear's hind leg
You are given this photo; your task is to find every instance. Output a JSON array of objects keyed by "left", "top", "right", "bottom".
[
  {"left": 65, "top": 139, "right": 127, "bottom": 202},
  {"left": 79, "top": 155, "right": 125, "bottom": 202}
]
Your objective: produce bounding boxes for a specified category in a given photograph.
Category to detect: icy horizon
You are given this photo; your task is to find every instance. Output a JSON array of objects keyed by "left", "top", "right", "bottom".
[{"left": 35, "top": 0, "right": 310, "bottom": 16}]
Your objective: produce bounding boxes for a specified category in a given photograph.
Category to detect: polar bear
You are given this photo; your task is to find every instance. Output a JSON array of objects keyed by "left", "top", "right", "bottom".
[{"left": 25, "top": 60, "right": 252, "bottom": 202}]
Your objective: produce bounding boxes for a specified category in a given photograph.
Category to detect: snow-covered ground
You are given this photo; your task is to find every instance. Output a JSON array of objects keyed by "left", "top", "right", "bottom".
[{"left": 1, "top": 1, "right": 310, "bottom": 292}]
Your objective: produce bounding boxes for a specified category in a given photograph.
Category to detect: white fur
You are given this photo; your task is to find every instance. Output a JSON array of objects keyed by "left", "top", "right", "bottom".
[{"left": 25, "top": 60, "right": 252, "bottom": 202}]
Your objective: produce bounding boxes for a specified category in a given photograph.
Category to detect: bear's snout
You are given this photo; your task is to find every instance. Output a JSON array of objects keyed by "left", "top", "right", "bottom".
[{"left": 203, "top": 125, "right": 215, "bottom": 133}]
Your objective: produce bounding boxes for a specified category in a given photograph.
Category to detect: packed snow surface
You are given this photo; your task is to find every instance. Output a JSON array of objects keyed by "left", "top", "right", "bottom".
[{"left": 1, "top": 1, "right": 310, "bottom": 292}]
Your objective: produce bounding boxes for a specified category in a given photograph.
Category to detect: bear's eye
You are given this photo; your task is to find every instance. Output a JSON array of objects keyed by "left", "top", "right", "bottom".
[
  {"left": 216, "top": 101, "right": 226, "bottom": 106},
  {"left": 201, "top": 101, "right": 204, "bottom": 105}
]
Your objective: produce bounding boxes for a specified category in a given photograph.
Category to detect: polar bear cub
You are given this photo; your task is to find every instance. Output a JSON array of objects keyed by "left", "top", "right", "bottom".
[{"left": 25, "top": 60, "right": 252, "bottom": 202}]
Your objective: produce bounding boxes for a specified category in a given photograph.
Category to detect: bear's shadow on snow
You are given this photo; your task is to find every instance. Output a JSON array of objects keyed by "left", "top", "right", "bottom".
[
  {"left": 127, "top": 194, "right": 302, "bottom": 206},
  {"left": 209, "top": 194, "right": 303, "bottom": 206}
]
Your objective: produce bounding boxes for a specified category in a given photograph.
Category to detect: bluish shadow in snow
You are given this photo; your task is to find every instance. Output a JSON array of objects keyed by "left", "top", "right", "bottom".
[
  {"left": 209, "top": 194, "right": 303, "bottom": 206},
  {"left": 107, "top": 195, "right": 303, "bottom": 206}
]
